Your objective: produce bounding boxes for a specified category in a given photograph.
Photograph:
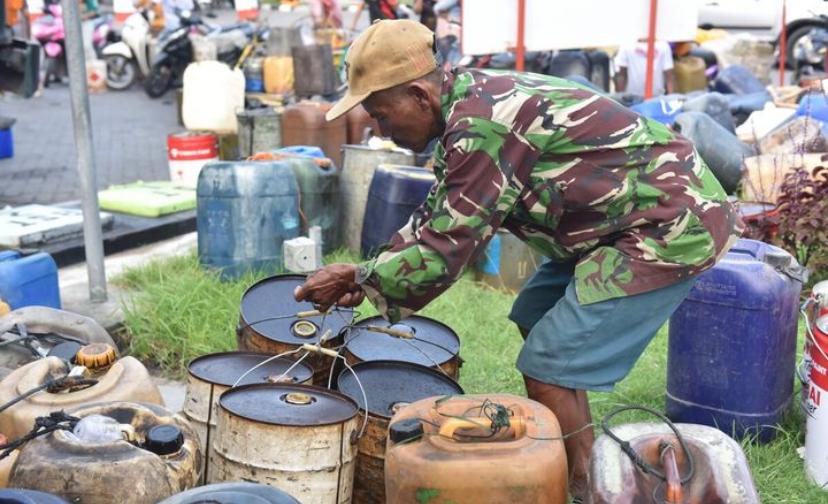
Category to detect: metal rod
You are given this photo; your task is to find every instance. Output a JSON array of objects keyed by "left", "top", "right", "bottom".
[
  {"left": 779, "top": 0, "right": 787, "bottom": 86},
  {"left": 515, "top": 0, "right": 525, "bottom": 72},
  {"left": 644, "top": 0, "right": 658, "bottom": 99},
  {"left": 60, "top": 0, "right": 107, "bottom": 302}
]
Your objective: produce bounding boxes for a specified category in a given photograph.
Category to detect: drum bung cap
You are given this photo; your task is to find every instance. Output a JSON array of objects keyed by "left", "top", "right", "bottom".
[{"left": 75, "top": 343, "right": 118, "bottom": 370}]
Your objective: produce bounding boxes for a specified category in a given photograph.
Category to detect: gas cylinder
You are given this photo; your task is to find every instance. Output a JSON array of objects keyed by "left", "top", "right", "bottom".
[
  {"left": 667, "top": 238, "right": 804, "bottom": 442},
  {"left": 340, "top": 145, "right": 415, "bottom": 253},
  {"left": 183, "top": 351, "right": 313, "bottom": 484},
  {"left": 211, "top": 384, "right": 360, "bottom": 503},
  {"left": 197, "top": 161, "right": 301, "bottom": 279},
  {"left": 0, "top": 344, "right": 163, "bottom": 439},
  {"left": 589, "top": 422, "right": 760, "bottom": 503},
  {"left": 337, "top": 361, "right": 463, "bottom": 504},
  {"left": 281, "top": 102, "right": 347, "bottom": 166},
  {"left": 385, "top": 394, "right": 568, "bottom": 504},
  {"left": 360, "top": 165, "right": 435, "bottom": 258},
  {"left": 8, "top": 401, "right": 201, "bottom": 504}
]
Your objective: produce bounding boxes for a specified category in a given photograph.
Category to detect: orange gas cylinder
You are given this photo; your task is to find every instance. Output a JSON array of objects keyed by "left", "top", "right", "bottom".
[
  {"left": 281, "top": 101, "right": 347, "bottom": 166},
  {"left": 385, "top": 394, "right": 568, "bottom": 504}
]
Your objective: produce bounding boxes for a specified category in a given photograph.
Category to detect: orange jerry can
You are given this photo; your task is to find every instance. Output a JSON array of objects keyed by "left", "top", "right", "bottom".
[
  {"left": 385, "top": 394, "right": 568, "bottom": 504},
  {"left": 281, "top": 101, "right": 347, "bottom": 167}
]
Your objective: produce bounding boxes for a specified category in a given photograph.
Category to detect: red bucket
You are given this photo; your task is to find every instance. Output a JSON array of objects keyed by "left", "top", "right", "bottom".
[{"left": 167, "top": 132, "right": 219, "bottom": 189}]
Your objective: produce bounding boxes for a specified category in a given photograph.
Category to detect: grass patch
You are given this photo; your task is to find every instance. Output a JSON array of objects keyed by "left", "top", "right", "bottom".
[{"left": 117, "top": 251, "right": 827, "bottom": 502}]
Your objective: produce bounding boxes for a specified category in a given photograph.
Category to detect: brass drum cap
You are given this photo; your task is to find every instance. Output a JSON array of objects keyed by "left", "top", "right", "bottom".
[{"left": 75, "top": 343, "right": 118, "bottom": 369}]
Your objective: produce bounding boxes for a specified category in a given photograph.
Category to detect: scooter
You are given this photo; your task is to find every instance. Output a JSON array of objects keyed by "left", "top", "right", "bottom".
[
  {"left": 31, "top": 3, "right": 65, "bottom": 86},
  {"left": 102, "top": 8, "right": 152, "bottom": 90},
  {"left": 143, "top": 12, "right": 257, "bottom": 98}
]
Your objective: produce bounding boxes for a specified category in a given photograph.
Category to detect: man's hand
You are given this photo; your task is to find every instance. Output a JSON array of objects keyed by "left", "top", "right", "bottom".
[{"left": 293, "top": 264, "right": 365, "bottom": 312}]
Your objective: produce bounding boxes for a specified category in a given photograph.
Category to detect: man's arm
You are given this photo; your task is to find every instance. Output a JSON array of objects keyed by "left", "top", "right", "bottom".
[
  {"left": 615, "top": 67, "right": 627, "bottom": 93},
  {"left": 664, "top": 68, "right": 675, "bottom": 95}
]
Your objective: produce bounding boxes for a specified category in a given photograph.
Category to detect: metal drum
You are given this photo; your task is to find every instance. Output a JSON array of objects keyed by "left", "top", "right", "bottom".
[
  {"left": 343, "top": 315, "right": 461, "bottom": 380},
  {"left": 237, "top": 274, "right": 354, "bottom": 385},
  {"left": 212, "top": 384, "right": 360, "bottom": 504},
  {"left": 340, "top": 145, "right": 415, "bottom": 253},
  {"left": 159, "top": 482, "right": 300, "bottom": 504},
  {"left": 337, "top": 361, "right": 464, "bottom": 504},
  {"left": 183, "top": 352, "right": 314, "bottom": 484}
]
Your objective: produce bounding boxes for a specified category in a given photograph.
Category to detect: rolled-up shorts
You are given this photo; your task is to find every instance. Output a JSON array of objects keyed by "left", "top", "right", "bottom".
[{"left": 508, "top": 260, "right": 697, "bottom": 392}]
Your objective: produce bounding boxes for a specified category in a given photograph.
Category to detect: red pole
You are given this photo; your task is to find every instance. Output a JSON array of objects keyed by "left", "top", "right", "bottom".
[
  {"left": 644, "top": 0, "right": 658, "bottom": 99},
  {"left": 516, "top": 0, "right": 525, "bottom": 71},
  {"left": 779, "top": 0, "right": 787, "bottom": 86}
]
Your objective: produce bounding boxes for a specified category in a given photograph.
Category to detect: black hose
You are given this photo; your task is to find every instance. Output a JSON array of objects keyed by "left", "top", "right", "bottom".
[
  {"left": 0, "top": 375, "right": 98, "bottom": 417},
  {"left": 601, "top": 405, "right": 695, "bottom": 485}
]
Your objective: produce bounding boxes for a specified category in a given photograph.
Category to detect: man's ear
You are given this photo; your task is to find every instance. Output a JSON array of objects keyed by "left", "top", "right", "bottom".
[{"left": 409, "top": 82, "right": 431, "bottom": 110}]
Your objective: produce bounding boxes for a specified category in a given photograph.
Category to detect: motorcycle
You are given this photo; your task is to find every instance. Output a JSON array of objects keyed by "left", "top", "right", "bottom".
[
  {"left": 143, "top": 12, "right": 258, "bottom": 98},
  {"left": 31, "top": 3, "right": 65, "bottom": 85},
  {"left": 32, "top": 3, "right": 114, "bottom": 86},
  {"left": 102, "top": 8, "right": 153, "bottom": 90}
]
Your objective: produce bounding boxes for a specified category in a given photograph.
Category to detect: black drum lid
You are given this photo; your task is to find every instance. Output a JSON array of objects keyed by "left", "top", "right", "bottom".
[
  {"left": 220, "top": 383, "right": 359, "bottom": 426},
  {"left": 344, "top": 315, "right": 460, "bottom": 366},
  {"left": 188, "top": 351, "right": 313, "bottom": 387},
  {"left": 337, "top": 360, "right": 463, "bottom": 419},
  {"left": 239, "top": 274, "right": 354, "bottom": 345}
]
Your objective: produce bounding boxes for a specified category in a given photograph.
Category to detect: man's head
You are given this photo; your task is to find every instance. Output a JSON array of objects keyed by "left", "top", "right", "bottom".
[{"left": 326, "top": 19, "right": 445, "bottom": 152}]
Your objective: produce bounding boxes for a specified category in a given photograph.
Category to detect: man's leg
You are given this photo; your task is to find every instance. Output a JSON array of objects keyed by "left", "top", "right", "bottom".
[{"left": 522, "top": 368, "right": 593, "bottom": 499}]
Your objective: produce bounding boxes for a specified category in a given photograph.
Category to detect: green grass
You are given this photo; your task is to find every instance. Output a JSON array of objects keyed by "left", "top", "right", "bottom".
[{"left": 117, "top": 251, "right": 828, "bottom": 503}]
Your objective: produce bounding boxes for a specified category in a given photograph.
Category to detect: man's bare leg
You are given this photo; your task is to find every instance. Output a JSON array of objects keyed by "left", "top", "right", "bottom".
[{"left": 520, "top": 327, "right": 593, "bottom": 500}]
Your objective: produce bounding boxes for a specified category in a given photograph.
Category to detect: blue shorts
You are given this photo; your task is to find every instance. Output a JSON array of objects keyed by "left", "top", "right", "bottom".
[{"left": 508, "top": 260, "right": 696, "bottom": 392}]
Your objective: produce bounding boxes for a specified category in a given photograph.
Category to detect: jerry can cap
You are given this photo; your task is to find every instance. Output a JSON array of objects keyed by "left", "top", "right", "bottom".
[
  {"left": 146, "top": 425, "right": 184, "bottom": 455},
  {"left": 389, "top": 418, "right": 423, "bottom": 444},
  {"left": 75, "top": 343, "right": 118, "bottom": 370}
]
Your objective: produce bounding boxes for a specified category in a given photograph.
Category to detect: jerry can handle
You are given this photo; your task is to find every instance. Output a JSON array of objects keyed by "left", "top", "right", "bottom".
[{"left": 438, "top": 416, "right": 526, "bottom": 440}]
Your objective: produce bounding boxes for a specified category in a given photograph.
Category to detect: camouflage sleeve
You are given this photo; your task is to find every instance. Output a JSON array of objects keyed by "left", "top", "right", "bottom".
[{"left": 356, "top": 118, "right": 537, "bottom": 322}]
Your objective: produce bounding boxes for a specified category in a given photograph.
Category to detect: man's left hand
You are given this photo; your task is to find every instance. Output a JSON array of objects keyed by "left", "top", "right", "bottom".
[{"left": 293, "top": 264, "right": 364, "bottom": 312}]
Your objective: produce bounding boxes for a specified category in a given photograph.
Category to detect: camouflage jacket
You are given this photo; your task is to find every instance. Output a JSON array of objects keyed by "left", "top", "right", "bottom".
[{"left": 357, "top": 69, "right": 743, "bottom": 323}]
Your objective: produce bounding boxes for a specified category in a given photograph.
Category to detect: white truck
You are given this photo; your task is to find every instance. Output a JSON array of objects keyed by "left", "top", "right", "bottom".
[{"left": 698, "top": 0, "right": 828, "bottom": 64}]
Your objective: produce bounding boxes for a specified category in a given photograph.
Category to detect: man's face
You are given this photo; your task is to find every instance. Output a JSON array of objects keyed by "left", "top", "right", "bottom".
[{"left": 362, "top": 84, "right": 438, "bottom": 153}]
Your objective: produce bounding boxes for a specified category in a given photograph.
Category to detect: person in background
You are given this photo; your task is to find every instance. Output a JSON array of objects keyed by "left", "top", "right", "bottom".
[
  {"left": 433, "top": 0, "right": 460, "bottom": 69},
  {"left": 349, "top": 0, "right": 397, "bottom": 32},
  {"left": 614, "top": 38, "right": 675, "bottom": 97},
  {"left": 414, "top": 0, "right": 435, "bottom": 31},
  {"left": 310, "top": 0, "right": 343, "bottom": 29}
]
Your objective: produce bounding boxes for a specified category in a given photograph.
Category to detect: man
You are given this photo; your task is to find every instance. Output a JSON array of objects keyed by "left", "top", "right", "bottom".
[
  {"left": 295, "top": 20, "right": 741, "bottom": 501},
  {"left": 615, "top": 38, "right": 676, "bottom": 96}
]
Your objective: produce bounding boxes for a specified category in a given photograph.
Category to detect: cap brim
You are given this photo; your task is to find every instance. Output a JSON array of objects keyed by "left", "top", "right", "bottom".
[{"left": 325, "top": 90, "right": 371, "bottom": 121}]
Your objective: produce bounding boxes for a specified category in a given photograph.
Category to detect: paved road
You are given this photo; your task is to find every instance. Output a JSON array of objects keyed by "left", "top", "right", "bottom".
[{"left": 0, "top": 5, "right": 369, "bottom": 207}]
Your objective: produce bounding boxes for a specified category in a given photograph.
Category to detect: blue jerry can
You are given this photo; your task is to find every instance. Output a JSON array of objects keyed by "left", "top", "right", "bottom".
[
  {"left": 0, "top": 250, "right": 61, "bottom": 310},
  {"left": 197, "top": 161, "right": 301, "bottom": 280},
  {"left": 666, "top": 238, "right": 805, "bottom": 442}
]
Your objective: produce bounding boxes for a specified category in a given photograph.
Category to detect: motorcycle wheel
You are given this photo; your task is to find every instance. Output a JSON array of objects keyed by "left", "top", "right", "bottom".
[
  {"left": 144, "top": 64, "right": 173, "bottom": 98},
  {"left": 104, "top": 54, "right": 137, "bottom": 90},
  {"left": 787, "top": 24, "right": 828, "bottom": 69}
]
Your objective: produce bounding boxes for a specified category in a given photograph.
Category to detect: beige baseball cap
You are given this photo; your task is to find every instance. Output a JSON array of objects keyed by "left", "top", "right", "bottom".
[{"left": 325, "top": 19, "right": 438, "bottom": 121}]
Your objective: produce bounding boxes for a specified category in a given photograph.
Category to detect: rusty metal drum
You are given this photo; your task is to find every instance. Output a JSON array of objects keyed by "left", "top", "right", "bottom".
[
  {"left": 237, "top": 274, "right": 353, "bottom": 385},
  {"left": 337, "top": 361, "right": 463, "bottom": 504},
  {"left": 183, "top": 351, "right": 314, "bottom": 484},
  {"left": 343, "top": 315, "right": 462, "bottom": 380},
  {"left": 212, "top": 384, "right": 360, "bottom": 504}
]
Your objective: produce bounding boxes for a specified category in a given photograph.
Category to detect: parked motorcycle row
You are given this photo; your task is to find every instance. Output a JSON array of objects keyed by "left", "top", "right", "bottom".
[{"left": 29, "top": 0, "right": 264, "bottom": 97}]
